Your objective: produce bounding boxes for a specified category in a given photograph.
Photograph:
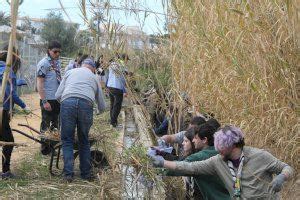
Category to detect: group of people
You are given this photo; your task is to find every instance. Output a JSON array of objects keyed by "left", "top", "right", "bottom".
[
  {"left": 148, "top": 115, "right": 294, "bottom": 199},
  {"left": 0, "top": 40, "right": 295, "bottom": 199},
  {"left": 0, "top": 40, "right": 129, "bottom": 181}
]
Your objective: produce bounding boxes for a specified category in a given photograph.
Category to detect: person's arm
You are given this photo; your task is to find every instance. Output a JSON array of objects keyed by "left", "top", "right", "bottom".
[
  {"left": 164, "top": 152, "right": 213, "bottom": 176},
  {"left": 164, "top": 156, "right": 217, "bottom": 176},
  {"left": 11, "top": 78, "right": 26, "bottom": 108},
  {"left": 36, "top": 62, "right": 52, "bottom": 111},
  {"left": 95, "top": 81, "right": 106, "bottom": 113},
  {"left": 263, "top": 150, "right": 294, "bottom": 179},
  {"left": 105, "top": 69, "right": 109, "bottom": 88},
  {"left": 160, "top": 135, "right": 176, "bottom": 144},
  {"left": 262, "top": 150, "right": 294, "bottom": 192},
  {"left": 160, "top": 131, "right": 184, "bottom": 144},
  {"left": 121, "top": 75, "right": 127, "bottom": 95},
  {"left": 121, "top": 66, "right": 127, "bottom": 94},
  {"left": 36, "top": 77, "right": 45, "bottom": 100},
  {"left": 164, "top": 157, "right": 191, "bottom": 176},
  {"left": 55, "top": 72, "right": 68, "bottom": 102}
]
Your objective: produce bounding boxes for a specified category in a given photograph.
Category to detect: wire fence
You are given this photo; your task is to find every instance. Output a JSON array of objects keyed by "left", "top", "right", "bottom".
[{"left": 17, "top": 41, "right": 72, "bottom": 95}]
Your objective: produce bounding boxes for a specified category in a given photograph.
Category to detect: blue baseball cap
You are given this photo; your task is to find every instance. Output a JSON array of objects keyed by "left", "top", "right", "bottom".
[{"left": 82, "top": 58, "right": 96, "bottom": 68}]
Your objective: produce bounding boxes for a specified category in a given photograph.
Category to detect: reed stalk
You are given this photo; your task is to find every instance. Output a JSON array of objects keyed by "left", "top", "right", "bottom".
[{"left": 168, "top": 0, "right": 299, "bottom": 198}]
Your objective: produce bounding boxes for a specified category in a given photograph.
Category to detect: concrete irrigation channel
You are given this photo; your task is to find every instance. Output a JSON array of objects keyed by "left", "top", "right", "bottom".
[{"left": 117, "top": 102, "right": 165, "bottom": 199}]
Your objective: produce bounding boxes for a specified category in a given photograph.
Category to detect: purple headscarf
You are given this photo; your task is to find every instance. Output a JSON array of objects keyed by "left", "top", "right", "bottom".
[{"left": 214, "top": 125, "right": 244, "bottom": 151}]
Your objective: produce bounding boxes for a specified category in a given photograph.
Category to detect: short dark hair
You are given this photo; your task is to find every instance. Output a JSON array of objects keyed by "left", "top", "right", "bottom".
[
  {"left": 78, "top": 54, "right": 89, "bottom": 65},
  {"left": 48, "top": 40, "right": 61, "bottom": 50},
  {"left": 184, "top": 127, "right": 196, "bottom": 154},
  {"left": 206, "top": 118, "right": 221, "bottom": 132},
  {"left": 195, "top": 124, "right": 216, "bottom": 146},
  {"left": 190, "top": 116, "right": 206, "bottom": 126},
  {"left": 235, "top": 138, "right": 245, "bottom": 148}
]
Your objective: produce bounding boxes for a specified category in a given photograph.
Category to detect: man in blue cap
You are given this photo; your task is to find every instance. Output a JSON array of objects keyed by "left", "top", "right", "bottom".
[{"left": 55, "top": 57, "right": 105, "bottom": 182}]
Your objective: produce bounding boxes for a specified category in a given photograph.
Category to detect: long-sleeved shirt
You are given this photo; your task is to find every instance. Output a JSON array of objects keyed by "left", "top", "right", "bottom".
[
  {"left": 166, "top": 146, "right": 230, "bottom": 200},
  {"left": 0, "top": 62, "right": 26, "bottom": 110},
  {"left": 174, "top": 146, "right": 294, "bottom": 200},
  {"left": 106, "top": 61, "right": 127, "bottom": 93},
  {"left": 55, "top": 67, "right": 105, "bottom": 112}
]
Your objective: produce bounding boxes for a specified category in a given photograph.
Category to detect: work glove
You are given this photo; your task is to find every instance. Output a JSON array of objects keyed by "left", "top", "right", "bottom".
[
  {"left": 23, "top": 106, "right": 31, "bottom": 114},
  {"left": 271, "top": 174, "right": 286, "bottom": 193},
  {"left": 149, "top": 155, "right": 165, "bottom": 168},
  {"left": 157, "top": 138, "right": 167, "bottom": 148},
  {"left": 147, "top": 147, "right": 157, "bottom": 157}
]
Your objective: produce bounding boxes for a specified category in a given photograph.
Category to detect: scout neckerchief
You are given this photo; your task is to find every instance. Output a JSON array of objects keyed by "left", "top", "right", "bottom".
[
  {"left": 189, "top": 177, "right": 195, "bottom": 198},
  {"left": 227, "top": 152, "right": 245, "bottom": 198},
  {"left": 48, "top": 57, "right": 61, "bottom": 83}
]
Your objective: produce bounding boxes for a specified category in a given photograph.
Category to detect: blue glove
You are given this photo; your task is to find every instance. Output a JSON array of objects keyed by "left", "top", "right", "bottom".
[
  {"left": 271, "top": 174, "right": 286, "bottom": 193},
  {"left": 150, "top": 155, "right": 165, "bottom": 168},
  {"left": 147, "top": 147, "right": 157, "bottom": 157}
]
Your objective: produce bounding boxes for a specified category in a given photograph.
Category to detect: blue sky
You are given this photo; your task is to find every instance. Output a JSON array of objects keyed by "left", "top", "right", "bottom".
[{"left": 0, "top": 0, "right": 167, "bottom": 34}]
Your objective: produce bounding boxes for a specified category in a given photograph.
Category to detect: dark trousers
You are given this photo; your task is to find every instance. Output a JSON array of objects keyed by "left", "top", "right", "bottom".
[
  {"left": 1, "top": 110, "right": 14, "bottom": 173},
  {"left": 40, "top": 100, "right": 60, "bottom": 132},
  {"left": 108, "top": 87, "right": 123, "bottom": 126},
  {"left": 40, "top": 100, "right": 60, "bottom": 155}
]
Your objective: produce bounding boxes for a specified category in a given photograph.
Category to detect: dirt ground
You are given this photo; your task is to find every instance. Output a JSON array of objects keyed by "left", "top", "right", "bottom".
[{"left": 1, "top": 93, "right": 42, "bottom": 169}]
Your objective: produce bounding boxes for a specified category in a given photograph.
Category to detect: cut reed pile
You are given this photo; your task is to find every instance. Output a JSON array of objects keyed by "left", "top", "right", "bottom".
[{"left": 168, "top": 0, "right": 299, "bottom": 198}]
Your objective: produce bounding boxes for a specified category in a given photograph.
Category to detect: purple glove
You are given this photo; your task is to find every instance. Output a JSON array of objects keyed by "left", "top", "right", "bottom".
[
  {"left": 271, "top": 174, "right": 286, "bottom": 193},
  {"left": 150, "top": 155, "right": 165, "bottom": 168}
]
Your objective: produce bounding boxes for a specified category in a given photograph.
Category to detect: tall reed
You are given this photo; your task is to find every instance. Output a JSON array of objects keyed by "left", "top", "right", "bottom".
[{"left": 169, "top": 0, "right": 299, "bottom": 198}]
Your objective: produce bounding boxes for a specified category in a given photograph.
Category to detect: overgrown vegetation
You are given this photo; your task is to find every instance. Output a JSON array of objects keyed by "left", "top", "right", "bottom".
[
  {"left": 3, "top": 0, "right": 298, "bottom": 198},
  {"left": 167, "top": 0, "right": 299, "bottom": 198}
]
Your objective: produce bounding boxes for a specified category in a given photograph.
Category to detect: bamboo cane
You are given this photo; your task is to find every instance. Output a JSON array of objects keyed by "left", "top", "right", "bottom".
[
  {"left": 0, "top": 141, "right": 26, "bottom": 147},
  {"left": 0, "top": 0, "right": 20, "bottom": 133}
]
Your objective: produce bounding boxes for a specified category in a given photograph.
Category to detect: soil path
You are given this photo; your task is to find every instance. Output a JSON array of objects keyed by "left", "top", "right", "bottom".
[{"left": 1, "top": 93, "right": 42, "bottom": 168}]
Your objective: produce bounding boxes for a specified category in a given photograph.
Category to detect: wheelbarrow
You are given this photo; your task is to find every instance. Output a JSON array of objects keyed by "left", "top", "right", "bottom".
[{"left": 12, "top": 124, "right": 109, "bottom": 176}]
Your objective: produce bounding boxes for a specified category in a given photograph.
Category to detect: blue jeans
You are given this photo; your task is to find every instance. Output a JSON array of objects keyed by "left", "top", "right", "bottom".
[{"left": 60, "top": 97, "right": 93, "bottom": 179}]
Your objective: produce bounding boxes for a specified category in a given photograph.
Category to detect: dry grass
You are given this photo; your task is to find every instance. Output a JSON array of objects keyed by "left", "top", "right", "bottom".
[
  {"left": 167, "top": 0, "right": 299, "bottom": 199},
  {"left": 0, "top": 110, "right": 123, "bottom": 199}
]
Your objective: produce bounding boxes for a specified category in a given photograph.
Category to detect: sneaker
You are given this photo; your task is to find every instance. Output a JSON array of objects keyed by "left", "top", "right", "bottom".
[
  {"left": 116, "top": 124, "right": 123, "bottom": 129},
  {"left": 111, "top": 123, "right": 117, "bottom": 127},
  {"left": 2, "top": 171, "right": 15, "bottom": 180}
]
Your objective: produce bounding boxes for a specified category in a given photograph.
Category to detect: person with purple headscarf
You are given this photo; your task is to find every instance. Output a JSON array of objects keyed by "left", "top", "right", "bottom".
[{"left": 149, "top": 125, "right": 294, "bottom": 199}]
